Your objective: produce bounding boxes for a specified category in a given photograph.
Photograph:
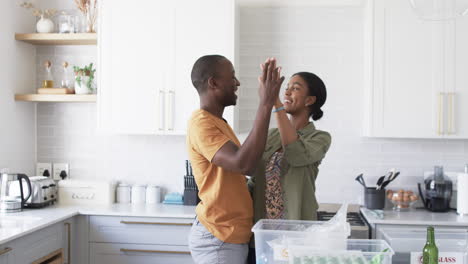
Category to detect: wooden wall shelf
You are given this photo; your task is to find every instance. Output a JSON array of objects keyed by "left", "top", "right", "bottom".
[
  {"left": 15, "top": 94, "right": 97, "bottom": 102},
  {"left": 15, "top": 33, "right": 97, "bottom": 45}
]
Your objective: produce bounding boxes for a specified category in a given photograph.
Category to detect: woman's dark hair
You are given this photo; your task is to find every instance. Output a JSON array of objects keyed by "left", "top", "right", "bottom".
[{"left": 292, "top": 72, "right": 327, "bottom": 121}]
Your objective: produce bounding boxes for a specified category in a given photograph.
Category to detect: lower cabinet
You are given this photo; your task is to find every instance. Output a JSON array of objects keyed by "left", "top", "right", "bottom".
[
  {"left": 0, "top": 218, "right": 74, "bottom": 264},
  {"left": 90, "top": 243, "right": 193, "bottom": 264},
  {"left": 88, "top": 215, "right": 194, "bottom": 264},
  {"left": 0, "top": 245, "right": 13, "bottom": 264}
]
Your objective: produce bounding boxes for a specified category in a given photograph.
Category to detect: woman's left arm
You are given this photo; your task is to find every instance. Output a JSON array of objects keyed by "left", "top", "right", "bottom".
[
  {"left": 273, "top": 98, "right": 331, "bottom": 166},
  {"left": 274, "top": 98, "right": 298, "bottom": 146},
  {"left": 283, "top": 131, "right": 331, "bottom": 167}
]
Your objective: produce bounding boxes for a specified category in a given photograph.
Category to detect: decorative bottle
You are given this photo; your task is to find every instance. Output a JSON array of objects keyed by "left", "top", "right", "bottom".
[
  {"left": 60, "top": 61, "right": 70, "bottom": 89},
  {"left": 422, "top": 226, "right": 438, "bottom": 264},
  {"left": 42, "top": 60, "right": 54, "bottom": 88}
]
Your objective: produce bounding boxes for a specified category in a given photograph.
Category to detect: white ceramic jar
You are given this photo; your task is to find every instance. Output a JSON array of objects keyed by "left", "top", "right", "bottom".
[
  {"left": 36, "top": 15, "right": 55, "bottom": 33},
  {"left": 116, "top": 183, "right": 131, "bottom": 203},
  {"left": 131, "top": 184, "right": 146, "bottom": 204},
  {"left": 146, "top": 185, "right": 161, "bottom": 204}
]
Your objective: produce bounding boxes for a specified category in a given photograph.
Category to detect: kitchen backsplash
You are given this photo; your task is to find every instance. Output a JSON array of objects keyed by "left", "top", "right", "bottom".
[
  {"left": 35, "top": 46, "right": 96, "bottom": 90},
  {"left": 36, "top": 5, "right": 468, "bottom": 203}
]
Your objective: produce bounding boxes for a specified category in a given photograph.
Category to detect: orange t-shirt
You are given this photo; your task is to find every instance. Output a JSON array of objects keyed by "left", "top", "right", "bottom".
[{"left": 186, "top": 109, "right": 253, "bottom": 244}]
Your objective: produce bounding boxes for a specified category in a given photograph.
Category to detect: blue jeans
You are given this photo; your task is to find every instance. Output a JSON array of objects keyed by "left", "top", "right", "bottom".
[{"left": 189, "top": 217, "right": 248, "bottom": 264}]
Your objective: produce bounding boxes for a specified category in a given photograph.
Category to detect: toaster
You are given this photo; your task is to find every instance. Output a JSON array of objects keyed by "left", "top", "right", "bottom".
[{"left": 8, "top": 176, "right": 57, "bottom": 208}]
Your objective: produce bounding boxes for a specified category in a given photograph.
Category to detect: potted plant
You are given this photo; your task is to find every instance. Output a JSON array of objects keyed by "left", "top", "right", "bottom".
[{"left": 73, "top": 63, "right": 96, "bottom": 94}]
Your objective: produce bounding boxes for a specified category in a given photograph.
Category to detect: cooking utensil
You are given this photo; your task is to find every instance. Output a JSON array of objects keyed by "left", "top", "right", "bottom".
[
  {"left": 355, "top": 173, "right": 366, "bottom": 188},
  {"left": 376, "top": 171, "right": 394, "bottom": 189},
  {"left": 380, "top": 171, "right": 400, "bottom": 189},
  {"left": 185, "top": 160, "right": 190, "bottom": 176},
  {"left": 376, "top": 175, "right": 386, "bottom": 188},
  {"left": 188, "top": 161, "right": 193, "bottom": 176}
]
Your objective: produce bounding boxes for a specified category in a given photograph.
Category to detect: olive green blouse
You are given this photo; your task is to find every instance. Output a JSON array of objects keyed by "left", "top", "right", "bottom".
[{"left": 249, "top": 122, "right": 331, "bottom": 223}]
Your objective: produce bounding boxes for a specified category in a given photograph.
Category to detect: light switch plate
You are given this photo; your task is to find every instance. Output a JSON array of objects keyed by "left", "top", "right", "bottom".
[
  {"left": 36, "top": 163, "right": 52, "bottom": 177},
  {"left": 53, "top": 163, "right": 69, "bottom": 180}
]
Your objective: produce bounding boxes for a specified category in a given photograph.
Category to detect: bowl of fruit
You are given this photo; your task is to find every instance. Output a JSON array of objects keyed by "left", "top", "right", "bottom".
[{"left": 387, "top": 189, "right": 419, "bottom": 211}]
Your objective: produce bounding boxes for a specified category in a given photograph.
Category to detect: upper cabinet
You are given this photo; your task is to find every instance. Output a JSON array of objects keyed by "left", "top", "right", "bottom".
[
  {"left": 98, "top": 0, "right": 236, "bottom": 135},
  {"left": 364, "top": 0, "right": 468, "bottom": 138}
]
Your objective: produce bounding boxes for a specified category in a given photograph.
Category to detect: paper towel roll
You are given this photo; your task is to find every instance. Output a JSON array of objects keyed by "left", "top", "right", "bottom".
[{"left": 457, "top": 173, "right": 468, "bottom": 215}]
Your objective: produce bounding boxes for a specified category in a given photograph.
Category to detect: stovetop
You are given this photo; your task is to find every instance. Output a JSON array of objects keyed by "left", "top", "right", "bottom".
[{"left": 316, "top": 211, "right": 367, "bottom": 227}]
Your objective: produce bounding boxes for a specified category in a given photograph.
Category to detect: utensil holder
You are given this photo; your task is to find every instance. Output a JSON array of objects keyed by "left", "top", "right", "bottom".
[{"left": 364, "top": 187, "right": 385, "bottom": 209}]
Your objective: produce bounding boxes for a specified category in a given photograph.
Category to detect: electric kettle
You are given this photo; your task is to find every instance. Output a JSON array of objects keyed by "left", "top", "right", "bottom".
[{"left": 0, "top": 172, "right": 32, "bottom": 213}]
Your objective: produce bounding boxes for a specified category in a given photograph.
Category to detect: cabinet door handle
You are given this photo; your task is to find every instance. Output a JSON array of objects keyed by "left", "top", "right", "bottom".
[
  {"left": 159, "top": 90, "right": 165, "bottom": 131},
  {"left": 120, "top": 220, "right": 192, "bottom": 226},
  {"left": 167, "top": 90, "right": 175, "bottom": 131},
  {"left": 64, "top": 222, "right": 71, "bottom": 264},
  {"left": 64, "top": 223, "right": 71, "bottom": 264},
  {"left": 120, "top": 248, "right": 190, "bottom": 255},
  {"left": 437, "top": 92, "right": 444, "bottom": 135},
  {"left": 0, "top": 247, "right": 12, "bottom": 256},
  {"left": 448, "top": 92, "right": 455, "bottom": 135}
]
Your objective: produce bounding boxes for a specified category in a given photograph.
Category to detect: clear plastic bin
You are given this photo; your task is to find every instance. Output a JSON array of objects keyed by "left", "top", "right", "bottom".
[
  {"left": 379, "top": 228, "right": 468, "bottom": 264},
  {"left": 252, "top": 219, "right": 394, "bottom": 264}
]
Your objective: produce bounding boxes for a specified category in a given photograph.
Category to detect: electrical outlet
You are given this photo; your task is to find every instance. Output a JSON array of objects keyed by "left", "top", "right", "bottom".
[
  {"left": 36, "top": 163, "right": 52, "bottom": 177},
  {"left": 53, "top": 163, "right": 69, "bottom": 180}
]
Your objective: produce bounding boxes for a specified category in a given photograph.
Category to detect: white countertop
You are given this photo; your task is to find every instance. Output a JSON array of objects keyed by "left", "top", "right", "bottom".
[
  {"left": 361, "top": 207, "right": 468, "bottom": 226},
  {"left": 0, "top": 203, "right": 196, "bottom": 245}
]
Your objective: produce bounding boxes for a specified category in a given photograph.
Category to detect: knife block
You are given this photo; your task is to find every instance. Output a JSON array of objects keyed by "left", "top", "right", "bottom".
[
  {"left": 183, "top": 189, "right": 200, "bottom": 206},
  {"left": 183, "top": 175, "right": 200, "bottom": 206}
]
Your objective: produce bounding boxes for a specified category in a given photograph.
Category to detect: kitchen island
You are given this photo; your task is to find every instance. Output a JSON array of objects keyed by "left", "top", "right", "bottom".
[{"left": 361, "top": 207, "right": 468, "bottom": 264}]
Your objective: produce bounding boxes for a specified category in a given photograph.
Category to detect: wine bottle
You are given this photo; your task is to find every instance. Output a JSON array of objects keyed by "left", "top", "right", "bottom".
[{"left": 423, "top": 226, "right": 438, "bottom": 264}]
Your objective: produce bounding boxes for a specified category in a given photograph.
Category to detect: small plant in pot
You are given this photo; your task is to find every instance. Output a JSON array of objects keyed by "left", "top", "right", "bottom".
[{"left": 73, "top": 63, "right": 96, "bottom": 94}]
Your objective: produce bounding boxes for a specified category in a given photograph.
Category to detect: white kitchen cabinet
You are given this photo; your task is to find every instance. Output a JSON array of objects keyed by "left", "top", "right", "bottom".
[
  {"left": 90, "top": 243, "right": 193, "bottom": 264},
  {"left": 169, "top": 0, "right": 236, "bottom": 135},
  {"left": 98, "top": 0, "right": 236, "bottom": 135},
  {"left": 98, "top": 0, "right": 170, "bottom": 134},
  {"left": 451, "top": 14, "right": 468, "bottom": 139},
  {"left": 364, "top": 0, "right": 468, "bottom": 138},
  {"left": 0, "top": 244, "right": 13, "bottom": 264},
  {"left": 89, "top": 215, "right": 194, "bottom": 264},
  {"left": 3, "top": 219, "right": 74, "bottom": 264}
]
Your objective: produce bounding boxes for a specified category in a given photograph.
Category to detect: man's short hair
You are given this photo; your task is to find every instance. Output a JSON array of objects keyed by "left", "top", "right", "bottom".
[{"left": 191, "top": 55, "right": 226, "bottom": 93}]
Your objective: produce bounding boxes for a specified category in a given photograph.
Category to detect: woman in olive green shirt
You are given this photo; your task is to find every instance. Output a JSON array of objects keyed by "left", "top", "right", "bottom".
[{"left": 249, "top": 71, "right": 331, "bottom": 223}]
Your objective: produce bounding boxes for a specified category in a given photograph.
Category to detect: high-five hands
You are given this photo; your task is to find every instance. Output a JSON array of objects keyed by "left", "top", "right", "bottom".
[{"left": 258, "top": 58, "right": 285, "bottom": 107}]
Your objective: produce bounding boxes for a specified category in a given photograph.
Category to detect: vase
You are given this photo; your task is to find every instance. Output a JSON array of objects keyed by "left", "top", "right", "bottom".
[
  {"left": 74, "top": 76, "right": 95, "bottom": 94},
  {"left": 36, "top": 15, "right": 55, "bottom": 33},
  {"left": 82, "top": 0, "right": 98, "bottom": 33},
  {"left": 85, "top": 11, "right": 97, "bottom": 33}
]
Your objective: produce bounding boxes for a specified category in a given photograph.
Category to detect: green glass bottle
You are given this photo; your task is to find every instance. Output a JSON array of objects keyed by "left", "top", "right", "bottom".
[{"left": 423, "top": 226, "right": 438, "bottom": 264}]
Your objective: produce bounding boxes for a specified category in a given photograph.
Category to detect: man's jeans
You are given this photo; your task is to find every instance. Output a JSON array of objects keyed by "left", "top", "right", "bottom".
[{"left": 189, "top": 217, "right": 248, "bottom": 264}]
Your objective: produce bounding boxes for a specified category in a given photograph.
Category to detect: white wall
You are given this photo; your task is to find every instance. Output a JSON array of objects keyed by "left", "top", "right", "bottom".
[
  {"left": 0, "top": 1, "right": 36, "bottom": 174},
  {"left": 35, "top": 3, "right": 468, "bottom": 203}
]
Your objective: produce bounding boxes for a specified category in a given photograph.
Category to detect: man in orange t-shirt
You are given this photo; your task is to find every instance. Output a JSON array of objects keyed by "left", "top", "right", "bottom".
[{"left": 187, "top": 55, "right": 284, "bottom": 264}]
